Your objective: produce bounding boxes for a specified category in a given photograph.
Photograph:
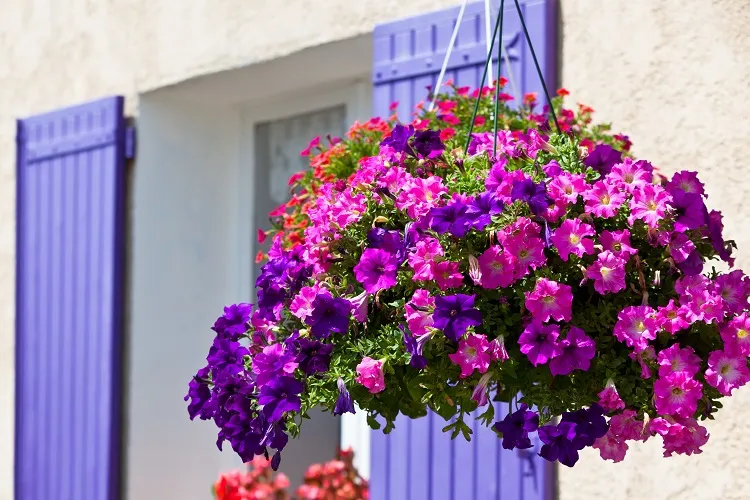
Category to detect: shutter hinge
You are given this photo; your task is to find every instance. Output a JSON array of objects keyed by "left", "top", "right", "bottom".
[{"left": 125, "top": 125, "right": 136, "bottom": 160}]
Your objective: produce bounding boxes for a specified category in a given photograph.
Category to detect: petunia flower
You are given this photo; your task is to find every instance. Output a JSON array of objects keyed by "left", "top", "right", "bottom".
[
  {"left": 613, "top": 305, "right": 658, "bottom": 352},
  {"left": 465, "top": 191, "right": 504, "bottom": 230},
  {"left": 511, "top": 178, "right": 553, "bottom": 216},
  {"left": 550, "top": 219, "right": 595, "bottom": 261},
  {"left": 593, "top": 432, "right": 628, "bottom": 462},
  {"left": 333, "top": 378, "right": 356, "bottom": 415},
  {"left": 212, "top": 303, "right": 253, "bottom": 341},
  {"left": 538, "top": 421, "right": 580, "bottom": 467},
  {"left": 433, "top": 294, "right": 483, "bottom": 342},
  {"left": 411, "top": 129, "right": 444, "bottom": 159},
  {"left": 295, "top": 338, "right": 334, "bottom": 376},
  {"left": 518, "top": 321, "right": 561, "bottom": 366},
  {"left": 547, "top": 172, "right": 587, "bottom": 205},
  {"left": 657, "top": 344, "right": 701, "bottom": 379},
  {"left": 524, "top": 278, "right": 574, "bottom": 323},
  {"left": 353, "top": 248, "right": 398, "bottom": 293},
  {"left": 488, "top": 336, "right": 509, "bottom": 362},
  {"left": 585, "top": 251, "right": 627, "bottom": 295},
  {"left": 402, "top": 326, "right": 428, "bottom": 369},
  {"left": 433, "top": 260, "right": 464, "bottom": 290},
  {"left": 493, "top": 403, "right": 539, "bottom": 450},
  {"left": 667, "top": 170, "right": 706, "bottom": 197},
  {"left": 653, "top": 372, "right": 703, "bottom": 418},
  {"left": 605, "top": 158, "right": 652, "bottom": 193},
  {"left": 477, "top": 245, "right": 516, "bottom": 288},
  {"left": 650, "top": 416, "right": 709, "bottom": 457},
  {"left": 252, "top": 343, "right": 299, "bottom": 387},
  {"left": 448, "top": 334, "right": 491, "bottom": 378},
  {"left": 670, "top": 190, "right": 708, "bottom": 232},
  {"left": 307, "top": 294, "right": 352, "bottom": 339},
  {"left": 599, "top": 229, "right": 638, "bottom": 259},
  {"left": 653, "top": 300, "right": 690, "bottom": 334},
  {"left": 705, "top": 349, "right": 750, "bottom": 396},
  {"left": 259, "top": 376, "right": 304, "bottom": 422},
  {"left": 597, "top": 379, "right": 626, "bottom": 412},
  {"left": 629, "top": 184, "right": 671, "bottom": 228},
  {"left": 407, "top": 237, "right": 444, "bottom": 281},
  {"left": 355, "top": 357, "right": 386, "bottom": 394},
  {"left": 583, "top": 180, "right": 626, "bottom": 218},
  {"left": 404, "top": 289, "right": 435, "bottom": 337},
  {"left": 583, "top": 143, "right": 622, "bottom": 176},
  {"left": 471, "top": 372, "right": 494, "bottom": 407},
  {"left": 548, "top": 326, "right": 595, "bottom": 376}
]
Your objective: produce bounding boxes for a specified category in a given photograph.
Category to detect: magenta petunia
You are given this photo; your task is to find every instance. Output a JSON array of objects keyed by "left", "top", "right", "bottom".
[
  {"left": 597, "top": 379, "right": 626, "bottom": 412},
  {"left": 355, "top": 357, "right": 386, "bottom": 394},
  {"left": 477, "top": 246, "right": 517, "bottom": 289},
  {"left": 290, "top": 284, "right": 328, "bottom": 321},
  {"left": 593, "top": 433, "right": 628, "bottom": 463},
  {"left": 548, "top": 326, "right": 595, "bottom": 376},
  {"left": 667, "top": 170, "right": 706, "bottom": 197},
  {"left": 605, "top": 158, "right": 652, "bottom": 194},
  {"left": 550, "top": 219, "right": 595, "bottom": 261},
  {"left": 656, "top": 343, "right": 701, "bottom": 378},
  {"left": 653, "top": 372, "right": 703, "bottom": 418},
  {"left": 488, "top": 336, "right": 509, "bottom": 362},
  {"left": 353, "top": 248, "right": 398, "bottom": 293},
  {"left": 404, "top": 289, "right": 435, "bottom": 338},
  {"left": 518, "top": 321, "right": 562, "bottom": 366},
  {"left": 502, "top": 228, "right": 546, "bottom": 278},
  {"left": 629, "top": 346, "right": 657, "bottom": 379},
  {"left": 628, "top": 184, "right": 671, "bottom": 228},
  {"left": 599, "top": 229, "right": 637, "bottom": 260},
  {"left": 525, "top": 278, "right": 574, "bottom": 323},
  {"left": 434, "top": 260, "right": 465, "bottom": 290},
  {"left": 547, "top": 172, "right": 588, "bottom": 205},
  {"left": 667, "top": 233, "right": 696, "bottom": 264},
  {"left": 407, "top": 237, "right": 444, "bottom": 281},
  {"left": 654, "top": 300, "right": 690, "bottom": 334},
  {"left": 704, "top": 349, "right": 750, "bottom": 396},
  {"left": 613, "top": 305, "right": 658, "bottom": 352},
  {"left": 652, "top": 417, "right": 709, "bottom": 457},
  {"left": 583, "top": 180, "right": 626, "bottom": 218},
  {"left": 585, "top": 251, "right": 627, "bottom": 295},
  {"left": 448, "top": 334, "right": 492, "bottom": 378},
  {"left": 714, "top": 270, "right": 750, "bottom": 315}
]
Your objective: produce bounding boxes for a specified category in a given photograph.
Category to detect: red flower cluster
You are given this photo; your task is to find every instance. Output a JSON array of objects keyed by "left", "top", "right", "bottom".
[{"left": 213, "top": 449, "right": 368, "bottom": 500}]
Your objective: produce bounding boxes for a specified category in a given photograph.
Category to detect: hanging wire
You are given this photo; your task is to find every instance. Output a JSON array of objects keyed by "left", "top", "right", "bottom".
[
  {"left": 513, "top": 0, "right": 561, "bottom": 134},
  {"left": 492, "top": 0, "right": 506, "bottom": 157},
  {"left": 428, "top": 0, "right": 471, "bottom": 112},
  {"left": 500, "top": 40, "right": 520, "bottom": 103},
  {"left": 463, "top": 5, "right": 504, "bottom": 155},
  {"left": 484, "top": 0, "right": 493, "bottom": 83}
]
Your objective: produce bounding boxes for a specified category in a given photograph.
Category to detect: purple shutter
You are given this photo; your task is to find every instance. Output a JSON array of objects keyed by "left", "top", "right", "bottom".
[
  {"left": 15, "top": 96, "right": 129, "bottom": 500},
  {"left": 370, "top": 2, "right": 556, "bottom": 499}
]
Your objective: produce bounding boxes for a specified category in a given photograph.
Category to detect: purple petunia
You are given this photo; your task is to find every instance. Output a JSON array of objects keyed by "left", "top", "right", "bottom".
[
  {"left": 538, "top": 421, "right": 580, "bottom": 467},
  {"left": 518, "top": 321, "right": 561, "bottom": 366},
  {"left": 258, "top": 376, "right": 304, "bottom": 422},
  {"left": 380, "top": 124, "right": 414, "bottom": 153},
  {"left": 429, "top": 202, "right": 472, "bottom": 237},
  {"left": 353, "top": 248, "right": 399, "bottom": 293},
  {"left": 584, "top": 144, "right": 622, "bottom": 176},
  {"left": 307, "top": 294, "right": 352, "bottom": 338},
  {"left": 511, "top": 179, "right": 553, "bottom": 216},
  {"left": 212, "top": 303, "right": 253, "bottom": 340},
  {"left": 669, "top": 189, "right": 708, "bottom": 232},
  {"left": 295, "top": 338, "right": 334, "bottom": 375},
  {"left": 252, "top": 343, "right": 299, "bottom": 387},
  {"left": 493, "top": 403, "right": 539, "bottom": 450},
  {"left": 432, "top": 294, "right": 483, "bottom": 342},
  {"left": 548, "top": 327, "right": 596, "bottom": 376},
  {"left": 206, "top": 338, "right": 249, "bottom": 378},
  {"left": 411, "top": 129, "right": 445, "bottom": 159},
  {"left": 334, "top": 377, "right": 356, "bottom": 416},
  {"left": 402, "top": 326, "right": 428, "bottom": 369},
  {"left": 185, "top": 366, "right": 213, "bottom": 420},
  {"left": 367, "top": 227, "right": 407, "bottom": 263},
  {"left": 561, "top": 403, "right": 609, "bottom": 449},
  {"left": 465, "top": 191, "right": 505, "bottom": 230}
]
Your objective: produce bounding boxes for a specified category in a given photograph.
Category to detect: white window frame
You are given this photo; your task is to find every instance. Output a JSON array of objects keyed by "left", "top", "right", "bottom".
[{"left": 237, "top": 80, "right": 373, "bottom": 478}]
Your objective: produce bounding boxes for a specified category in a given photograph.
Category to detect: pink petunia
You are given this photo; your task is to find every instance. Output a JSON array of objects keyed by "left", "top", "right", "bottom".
[
  {"left": 355, "top": 357, "right": 386, "bottom": 394},
  {"left": 585, "top": 251, "right": 627, "bottom": 295},
  {"left": 518, "top": 321, "right": 561, "bottom": 366},
  {"left": 653, "top": 300, "right": 690, "bottom": 334},
  {"left": 290, "top": 284, "right": 328, "bottom": 320},
  {"left": 650, "top": 416, "right": 709, "bottom": 457},
  {"left": 593, "top": 433, "right": 628, "bottom": 462},
  {"left": 434, "top": 260, "right": 464, "bottom": 290},
  {"left": 613, "top": 305, "right": 658, "bottom": 352},
  {"left": 714, "top": 270, "right": 750, "bottom": 315},
  {"left": 405, "top": 289, "right": 435, "bottom": 337},
  {"left": 628, "top": 184, "right": 671, "bottom": 228},
  {"left": 488, "top": 336, "right": 509, "bottom": 362},
  {"left": 720, "top": 313, "right": 750, "bottom": 356},
  {"left": 683, "top": 289, "right": 725, "bottom": 325},
  {"left": 502, "top": 221, "right": 546, "bottom": 277},
  {"left": 524, "top": 278, "right": 574, "bottom": 323},
  {"left": 667, "top": 233, "right": 696, "bottom": 264},
  {"left": 610, "top": 409, "right": 649, "bottom": 442},
  {"left": 547, "top": 172, "right": 588, "bottom": 205},
  {"left": 550, "top": 219, "right": 595, "bottom": 261},
  {"left": 448, "top": 334, "right": 491, "bottom": 378},
  {"left": 605, "top": 158, "right": 652, "bottom": 194},
  {"left": 408, "top": 237, "right": 444, "bottom": 281},
  {"left": 656, "top": 344, "right": 701, "bottom": 378},
  {"left": 629, "top": 346, "right": 656, "bottom": 379},
  {"left": 583, "top": 180, "right": 626, "bottom": 218},
  {"left": 597, "top": 379, "right": 626, "bottom": 412},
  {"left": 477, "top": 246, "right": 516, "bottom": 289},
  {"left": 599, "top": 229, "right": 638, "bottom": 259},
  {"left": 653, "top": 372, "right": 703, "bottom": 418},
  {"left": 397, "top": 175, "right": 448, "bottom": 219},
  {"left": 705, "top": 349, "right": 750, "bottom": 396}
]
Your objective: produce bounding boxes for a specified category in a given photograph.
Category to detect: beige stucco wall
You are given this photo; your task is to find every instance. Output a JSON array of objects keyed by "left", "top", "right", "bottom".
[
  {"left": 1, "top": 0, "right": 749, "bottom": 499},
  {"left": 559, "top": 1, "right": 750, "bottom": 499}
]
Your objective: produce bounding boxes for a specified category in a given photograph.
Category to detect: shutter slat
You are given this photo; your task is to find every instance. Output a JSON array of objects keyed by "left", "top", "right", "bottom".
[
  {"left": 16, "top": 96, "right": 127, "bottom": 500},
  {"left": 370, "top": 1, "right": 556, "bottom": 499}
]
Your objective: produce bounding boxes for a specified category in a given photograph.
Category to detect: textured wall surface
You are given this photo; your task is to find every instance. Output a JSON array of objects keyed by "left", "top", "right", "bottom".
[
  {"left": 558, "top": 1, "right": 750, "bottom": 499},
  {"left": 1, "top": 0, "right": 750, "bottom": 499}
]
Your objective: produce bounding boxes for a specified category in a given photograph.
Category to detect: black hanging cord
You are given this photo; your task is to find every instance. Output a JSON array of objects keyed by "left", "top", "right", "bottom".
[
  {"left": 513, "top": 0, "right": 561, "bottom": 134},
  {"left": 492, "top": 0, "right": 506, "bottom": 157},
  {"left": 463, "top": 4, "right": 504, "bottom": 156}
]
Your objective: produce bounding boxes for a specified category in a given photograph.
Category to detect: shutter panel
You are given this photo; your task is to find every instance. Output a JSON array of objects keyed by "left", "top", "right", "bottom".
[
  {"left": 370, "top": 2, "right": 556, "bottom": 499},
  {"left": 15, "top": 96, "right": 128, "bottom": 500}
]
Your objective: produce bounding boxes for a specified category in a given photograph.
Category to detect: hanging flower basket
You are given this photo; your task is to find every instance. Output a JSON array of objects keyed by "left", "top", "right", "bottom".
[{"left": 186, "top": 78, "right": 745, "bottom": 469}]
